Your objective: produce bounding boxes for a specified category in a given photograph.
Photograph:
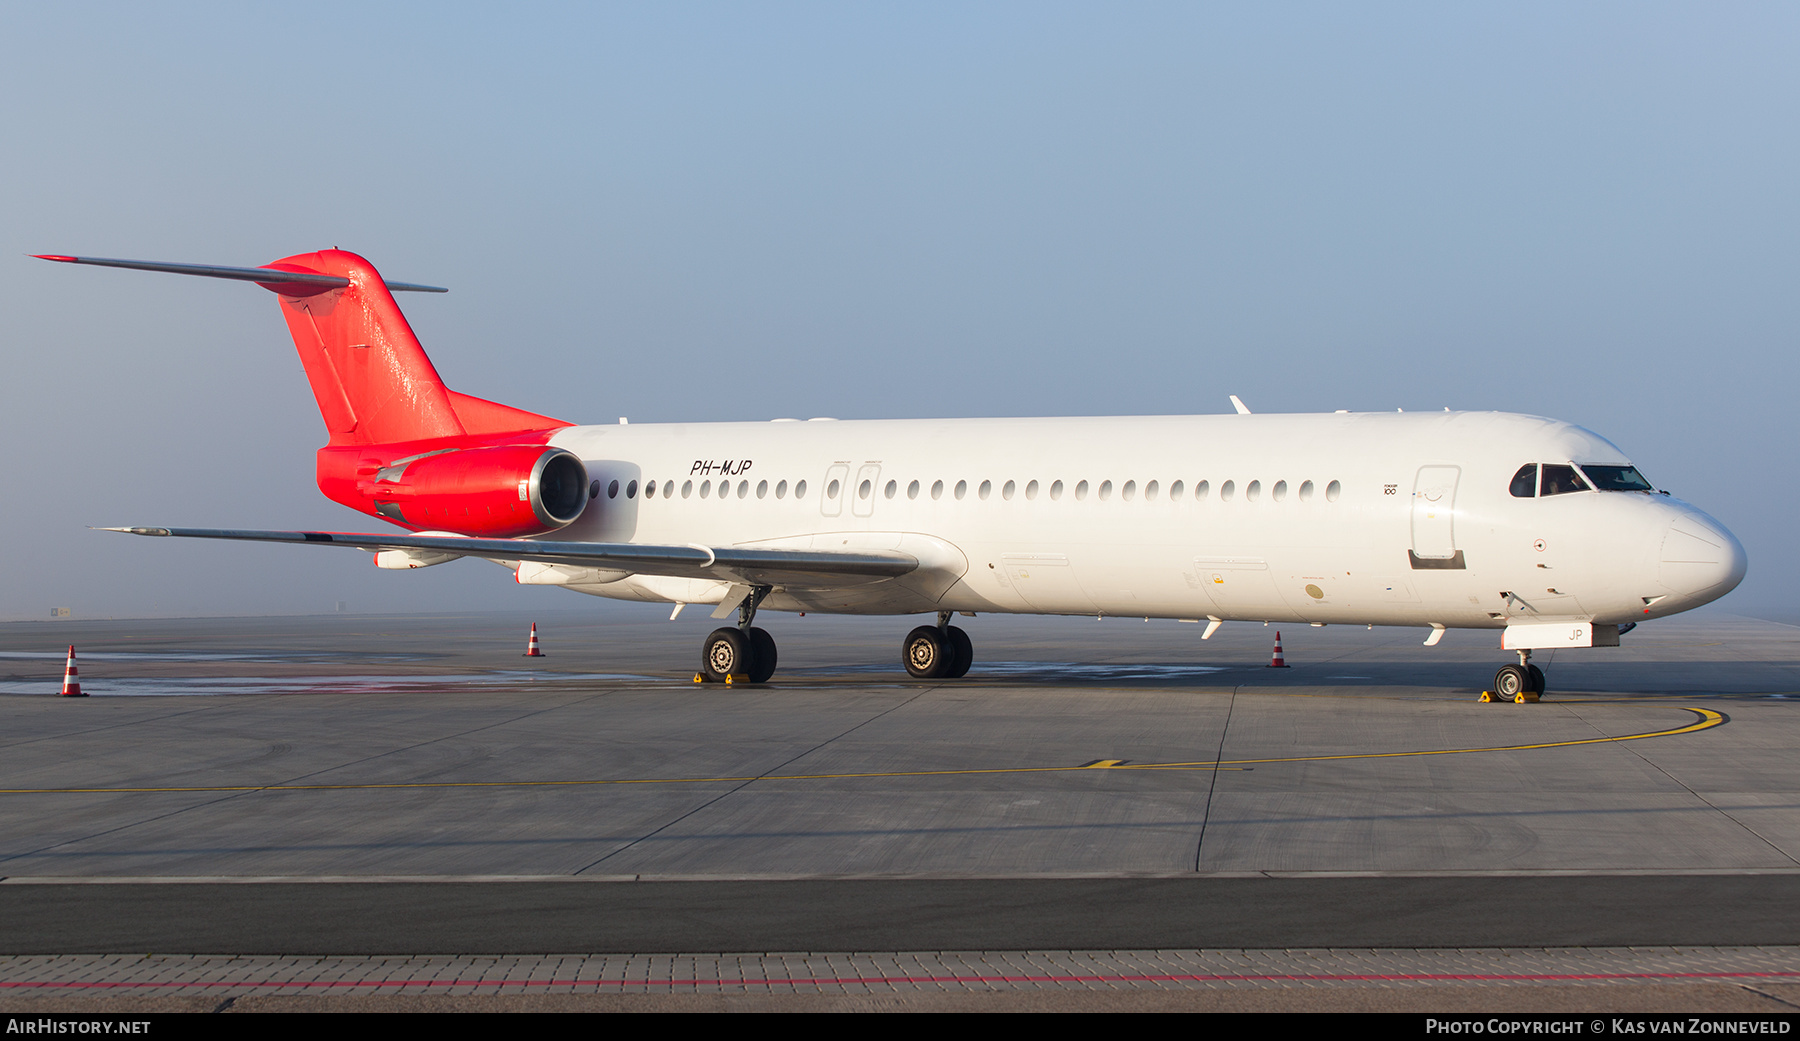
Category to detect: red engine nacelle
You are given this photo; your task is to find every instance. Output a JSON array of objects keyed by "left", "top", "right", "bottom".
[{"left": 318, "top": 444, "right": 590, "bottom": 537}]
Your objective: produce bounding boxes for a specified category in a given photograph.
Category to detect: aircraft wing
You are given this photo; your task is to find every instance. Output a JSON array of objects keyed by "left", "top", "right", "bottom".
[{"left": 101, "top": 526, "right": 918, "bottom": 587}]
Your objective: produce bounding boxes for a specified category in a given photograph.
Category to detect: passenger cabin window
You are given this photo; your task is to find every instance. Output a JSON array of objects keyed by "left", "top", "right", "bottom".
[
  {"left": 1580, "top": 464, "right": 1654, "bottom": 492},
  {"left": 1510, "top": 465, "right": 1537, "bottom": 498},
  {"left": 1540, "top": 464, "right": 1590, "bottom": 496}
]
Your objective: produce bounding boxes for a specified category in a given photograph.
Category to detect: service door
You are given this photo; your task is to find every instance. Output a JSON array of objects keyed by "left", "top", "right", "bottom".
[{"left": 1411, "top": 466, "right": 1461, "bottom": 560}]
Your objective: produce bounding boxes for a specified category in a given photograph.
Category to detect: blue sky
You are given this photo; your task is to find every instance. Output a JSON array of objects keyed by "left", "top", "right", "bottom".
[{"left": 3, "top": 3, "right": 1795, "bottom": 619}]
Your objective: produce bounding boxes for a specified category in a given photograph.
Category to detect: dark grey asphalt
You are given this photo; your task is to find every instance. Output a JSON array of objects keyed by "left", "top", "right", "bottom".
[{"left": 4, "top": 875, "right": 1799, "bottom": 954}]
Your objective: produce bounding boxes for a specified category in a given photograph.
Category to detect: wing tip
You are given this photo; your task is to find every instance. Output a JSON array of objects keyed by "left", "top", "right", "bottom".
[{"left": 32, "top": 254, "right": 77, "bottom": 263}]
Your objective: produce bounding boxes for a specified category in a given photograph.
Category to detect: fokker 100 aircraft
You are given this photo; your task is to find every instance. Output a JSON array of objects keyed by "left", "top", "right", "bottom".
[{"left": 38, "top": 250, "right": 1747, "bottom": 698}]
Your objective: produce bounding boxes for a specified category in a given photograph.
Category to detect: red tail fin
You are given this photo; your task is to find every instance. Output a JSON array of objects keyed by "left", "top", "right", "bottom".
[
  {"left": 34, "top": 248, "right": 568, "bottom": 443},
  {"left": 267, "top": 250, "right": 562, "bottom": 444}
]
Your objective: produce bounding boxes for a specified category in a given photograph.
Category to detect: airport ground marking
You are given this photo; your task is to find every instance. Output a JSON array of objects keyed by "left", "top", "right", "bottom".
[
  {"left": 0, "top": 707, "right": 1724, "bottom": 797},
  {"left": 1130, "top": 706, "right": 1725, "bottom": 771}
]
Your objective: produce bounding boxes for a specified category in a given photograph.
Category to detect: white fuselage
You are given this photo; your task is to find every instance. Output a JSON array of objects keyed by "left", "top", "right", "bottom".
[{"left": 533, "top": 410, "right": 1745, "bottom": 632}]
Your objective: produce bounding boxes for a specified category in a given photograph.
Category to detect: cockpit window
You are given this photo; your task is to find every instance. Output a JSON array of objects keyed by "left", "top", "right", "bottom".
[
  {"left": 1540, "top": 464, "right": 1590, "bottom": 496},
  {"left": 1509, "top": 464, "right": 1537, "bottom": 498},
  {"left": 1578, "top": 464, "right": 1653, "bottom": 492}
]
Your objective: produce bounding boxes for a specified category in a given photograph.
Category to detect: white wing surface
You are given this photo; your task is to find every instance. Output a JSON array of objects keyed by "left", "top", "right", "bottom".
[{"left": 102, "top": 526, "right": 917, "bottom": 588}]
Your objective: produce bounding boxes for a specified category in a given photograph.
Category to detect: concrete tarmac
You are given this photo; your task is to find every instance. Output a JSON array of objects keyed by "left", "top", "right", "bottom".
[{"left": 3, "top": 608, "right": 1798, "bottom": 1010}]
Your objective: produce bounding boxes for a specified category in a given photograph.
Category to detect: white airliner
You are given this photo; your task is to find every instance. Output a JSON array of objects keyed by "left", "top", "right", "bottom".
[{"left": 39, "top": 250, "right": 1747, "bottom": 697}]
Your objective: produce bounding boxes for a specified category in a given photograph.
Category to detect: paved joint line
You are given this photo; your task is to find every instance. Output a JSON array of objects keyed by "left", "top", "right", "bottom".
[
  {"left": 573, "top": 688, "right": 931, "bottom": 874},
  {"left": 1192, "top": 686, "right": 1238, "bottom": 872},
  {"left": 1571, "top": 703, "right": 1799, "bottom": 868},
  {"left": 0, "top": 707, "right": 1727, "bottom": 797},
  {"left": 0, "top": 691, "right": 616, "bottom": 870},
  {"left": 1737, "top": 984, "right": 1800, "bottom": 1009}
]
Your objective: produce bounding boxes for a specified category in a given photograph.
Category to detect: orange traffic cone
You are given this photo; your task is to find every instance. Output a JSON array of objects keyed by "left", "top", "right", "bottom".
[
  {"left": 60, "top": 645, "right": 87, "bottom": 696},
  {"left": 523, "top": 623, "right": 544, "bottom": 657},
  {"left": 1267, "top": 631, "right": 1290, "bottom": 668}
]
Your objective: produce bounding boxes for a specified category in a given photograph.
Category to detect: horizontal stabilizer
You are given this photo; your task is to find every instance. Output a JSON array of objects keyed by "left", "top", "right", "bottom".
[
  {"left": 32, "top": 254, "right": 447, "bottom": 293},
  {"left": 99, "top": 527, "right": 918, "bottom": 587}
]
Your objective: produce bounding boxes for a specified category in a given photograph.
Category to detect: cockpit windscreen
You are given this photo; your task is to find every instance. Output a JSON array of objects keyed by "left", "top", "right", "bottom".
[
  {"left": 1539, "top": 464, "right": 1590, "bottom": 496},
  {"left": 1579, "top": 464, "right": 1653, "bottom": 492}
]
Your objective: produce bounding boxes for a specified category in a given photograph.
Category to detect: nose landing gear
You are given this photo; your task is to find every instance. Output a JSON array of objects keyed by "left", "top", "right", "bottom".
[{"left": 1485, "top": 650, "right": 1546, "bottom": 703}]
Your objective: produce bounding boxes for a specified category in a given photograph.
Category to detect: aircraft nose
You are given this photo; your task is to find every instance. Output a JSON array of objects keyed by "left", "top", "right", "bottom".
[{"left": 1658, "top": 510, "right": 1747, "bottom": 606}]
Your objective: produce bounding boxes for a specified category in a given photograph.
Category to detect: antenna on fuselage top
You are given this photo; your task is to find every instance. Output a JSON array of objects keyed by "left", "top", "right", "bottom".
[{"left": 1229, "top": 395, "right": 1251, "bottom": 415}]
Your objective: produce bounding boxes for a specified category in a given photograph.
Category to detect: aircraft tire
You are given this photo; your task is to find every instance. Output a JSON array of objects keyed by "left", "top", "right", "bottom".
[
  {"left": 945, "top": 625, "right": 973, "bottom": 678},
  {"left": 747, "top": 627, "right": 778, "bottom": 683},
  {"left": 1527, "top": 664, "right": 1545, "bottom": 695},
  {"left": 1494, "top": 664, "right": 1529, "bottom": 699},
  {"left": 903, "top": 625, "right": 951, "bottom": 679},
  {"left": 703, "top": 627, "right": 751, "bottom": 682}
]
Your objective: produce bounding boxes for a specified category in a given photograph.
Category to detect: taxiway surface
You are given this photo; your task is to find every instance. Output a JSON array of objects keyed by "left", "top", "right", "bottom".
[{"left": 3, "top": 610, "right": 1798, "bottom": 1006}]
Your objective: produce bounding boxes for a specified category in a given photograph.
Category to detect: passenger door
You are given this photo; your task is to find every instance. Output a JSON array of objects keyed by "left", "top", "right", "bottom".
[{"left": 1411, "top": 466, "right": 1461, "bottom": 561}]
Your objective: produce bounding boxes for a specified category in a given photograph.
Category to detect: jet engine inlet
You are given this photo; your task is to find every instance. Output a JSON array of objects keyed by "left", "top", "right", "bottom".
[
  {"left": 530, "top": 449, "right": 589, "bottom": 527},
  {"left": 320, "top": 444, "right": 590, "bottom": 537}
]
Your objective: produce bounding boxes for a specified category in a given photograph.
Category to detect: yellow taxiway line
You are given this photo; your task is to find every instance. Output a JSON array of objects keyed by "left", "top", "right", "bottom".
[{"left": 0, "top": 708, "right": 1724, "bottom": 797}]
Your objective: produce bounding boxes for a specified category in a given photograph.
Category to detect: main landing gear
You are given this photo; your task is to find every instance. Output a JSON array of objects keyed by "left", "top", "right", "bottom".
[
  {"left": 1484, "top": 649, "right": 1546, "bottom": 704},
  {"left": 903, "top": 612, "right": 974, "bottom": 679},
  {"left": 698, "top": 585, "right": 777, "bottom": 684},
  {"left": 696, "top": 600, "right": 978, "bottom": 684}
]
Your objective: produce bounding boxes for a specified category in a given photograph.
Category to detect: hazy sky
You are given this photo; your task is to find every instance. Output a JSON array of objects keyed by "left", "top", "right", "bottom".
[{"left": 2, "top": 3, "right": 1795, "bottom": 620}]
